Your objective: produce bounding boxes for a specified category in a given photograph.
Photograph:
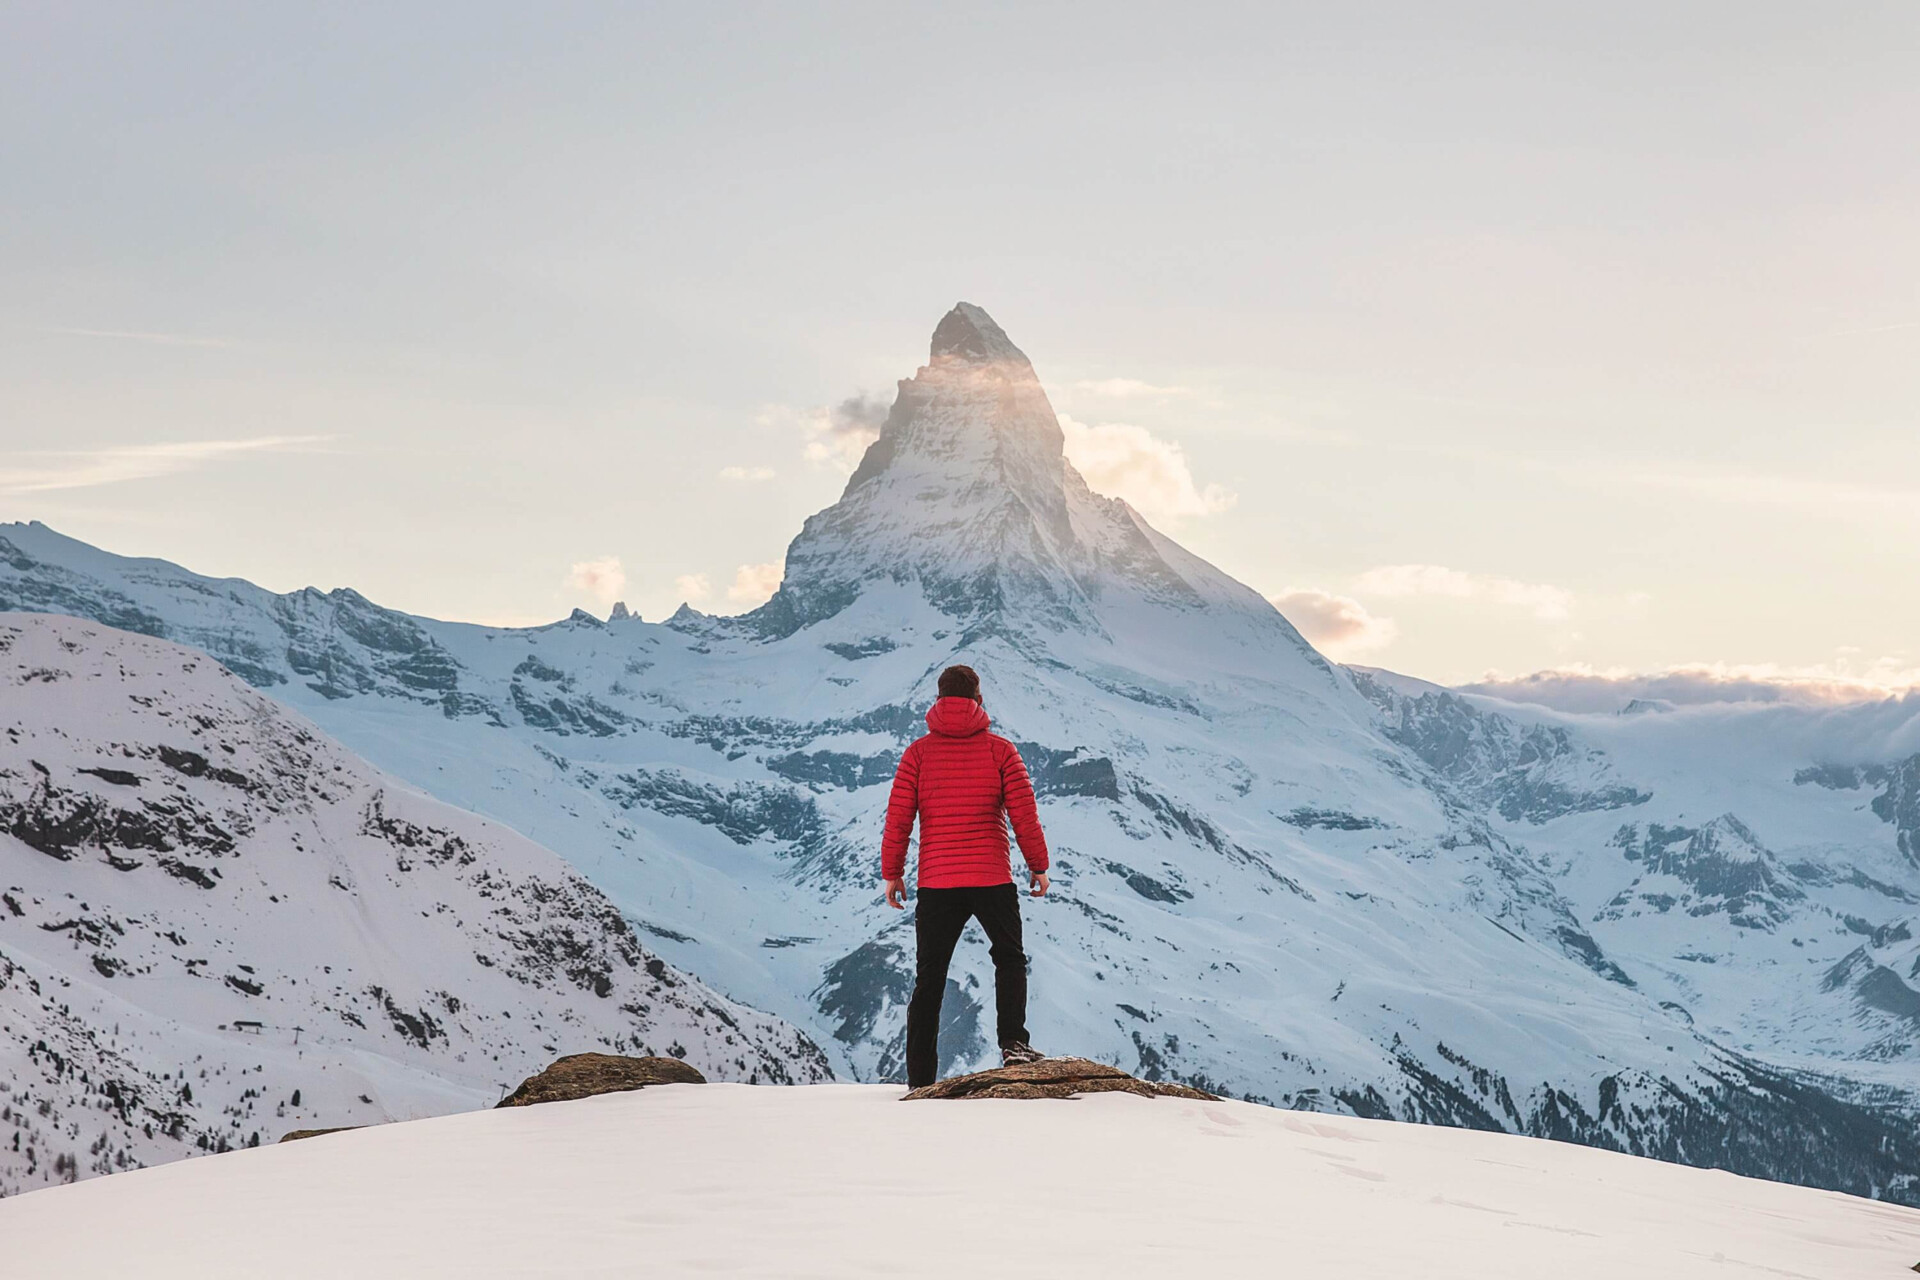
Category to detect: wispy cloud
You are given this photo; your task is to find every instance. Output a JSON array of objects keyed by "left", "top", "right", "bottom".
[
  {"left": 1445, "top": 445, "right": 1920, "bottom": 531},
  {"left": 806, "top": 395, "right": 890, "bottom": 472},
  {"left": 1620, "top": 468, "right": 1920, "bottom": 515},
  {"left": 1801, "top": 319, "right": 1920, "bottom": 341},
  {"left": 1268, "top": 587, "right": 1398, "bottom": 660},
  {"left": 1059, "top": 415, "right": 1235, "bottom": 527},
  {"left": 1354, "top": 564, "right": 1573, "bottom": 621},
  {"left": 759, "top": 395, "right": 891, "bottom": 475},
  {"left": 673, "top": 573, "right": 712, "bottom": 603},
  {"left": 1070, "top": 377, "right": 1195, "bottom": 399},
  {"left": 1356, "top": 437, "right": 1920, "bottom": 534},
  {"left": 0, "top": 436, "right": 332, "bottom": 494},
  {"left": 43, "top": 326, "right": 233, "bottom": 349},
  {"left": 564, "top": 556, "right": 626, "bottom": 606},
  {"left": 719, "top": 465, "right": 776, "bottom": 482},
  {"left": 726, "top": 561, "right": 783, "bottom": 606}
]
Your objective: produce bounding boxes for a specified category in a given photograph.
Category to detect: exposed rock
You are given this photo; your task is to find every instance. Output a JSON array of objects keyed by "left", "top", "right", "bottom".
[
  {"left": 902, "top": 1056, "right": 1216, "bottom": 1101},
  {"left": 497, "top": 1053, "right": 706, "bottom": 1108},
  {"left": 279, "top": 1127, "right": 360, "bottom": 1144}
]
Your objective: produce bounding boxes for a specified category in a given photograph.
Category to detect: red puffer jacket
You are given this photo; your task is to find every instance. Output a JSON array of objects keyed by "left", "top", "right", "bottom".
[{"left": 881, "top": 697, "right": 1050, "bottom": 888}]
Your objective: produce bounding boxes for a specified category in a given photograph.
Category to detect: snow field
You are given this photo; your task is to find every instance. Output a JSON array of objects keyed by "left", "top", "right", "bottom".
[{"left": 4, "top": 1083, "right": 1916, "bottom": 1279}]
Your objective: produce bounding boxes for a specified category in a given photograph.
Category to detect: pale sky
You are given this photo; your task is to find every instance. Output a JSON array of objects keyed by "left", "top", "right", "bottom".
[{"left": 3, "top": 4, "right": 1917, "bottom": 693}]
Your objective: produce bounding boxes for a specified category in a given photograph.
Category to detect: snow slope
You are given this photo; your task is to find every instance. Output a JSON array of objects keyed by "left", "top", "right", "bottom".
[
  {"left": 0, "top": 614, "right": 828, "bottom": 1194},
  {"left": 1, "top": 303, "right": 1916, "bottom": 1202},
  {"left": 1359, "top": 676, "right": 1920, "bottom": 1085},
  {"left": 3, "top": 1084, "right": 1916, "bottom": 1280}
]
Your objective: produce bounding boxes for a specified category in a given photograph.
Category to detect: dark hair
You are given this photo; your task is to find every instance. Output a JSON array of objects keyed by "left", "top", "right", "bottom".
[{"left": 937, "top": 664, "right": 981, "bottom": 701}]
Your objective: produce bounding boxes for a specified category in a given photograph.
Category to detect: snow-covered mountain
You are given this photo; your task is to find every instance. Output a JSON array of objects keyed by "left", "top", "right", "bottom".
[
  {"left": 2, "top": 303, "right": 1916, "bottom": 1203},
  {"left": 1373, "top": 680, "right": 1920, "bottom": 1084},
  {"left": 8, "top": 1084, "right": 1918, "bottom": 1280},
  {"left": 0, "top": 614, "right": 828, "bottom": 1194}
]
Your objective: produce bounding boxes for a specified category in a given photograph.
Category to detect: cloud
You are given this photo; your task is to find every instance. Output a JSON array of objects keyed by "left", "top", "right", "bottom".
[
  {"left": 1058, "top": 415, "right": 1236, "bottom": 526},
  {"left": 719, "top": 465, "right": 776, "bottom": 482},
  {"left": 1353, "top": 564, "right": 1573, "bottom": 621},
  {"left": 43, "top": 326, "right": 232, "bottom": 348},
  {"left": 1459, "top": 661, "right": 1920, "bottom": 712},
  {"left": 673, "top": 573, "right": 712, "bottom": 602},
  {"left": 726, "top": 561, "right": 784, "bottom": 606},
  {"left": 1486, "top": 450, "right": 1920, "bottom": 531},
  {"left": 0, "top": 436, "right": 331, "bottom": 494},
  {"left": 759, "top": 394, "right": 892, "bottom": 474},
  {"left": 1071, "top": 378, "right": 1195, "bottom": 399},
  {"left": 564, "top": 556, "right": 626, "bottom": 606},
  {"left": 1268, "top": 588, "right": 1398, "bottom": 660},
  {"left": 1622, "top": 469, "right": 1920, "bottom": 515},
  {"left": 1803, "top": 318, "right": 1920, "bottom": 340}
]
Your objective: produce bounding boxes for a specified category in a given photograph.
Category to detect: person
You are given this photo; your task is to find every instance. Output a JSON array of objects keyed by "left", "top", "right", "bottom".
[{"left": 882, "top": 664, "right": 1051, "bottom": 1088}]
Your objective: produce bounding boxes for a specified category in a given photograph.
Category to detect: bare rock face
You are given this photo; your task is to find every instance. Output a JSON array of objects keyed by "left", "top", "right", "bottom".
[
  {"left": 497, "top": 1053, "right": 706, "bottom": 1108},
  {"left": 279, "top": 1127, "right": 360, "bottom": 1144},
  {"left": 902, "top": 1057, "right": 1216, "bottom": 1102}
]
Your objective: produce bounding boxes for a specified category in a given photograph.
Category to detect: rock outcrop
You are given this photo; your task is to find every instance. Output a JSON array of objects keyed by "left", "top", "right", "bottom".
[
  {"left": 279, "top": 1127, "right": 360, "bottom": 1144},
  {"left": 497, "top": 1053, "right": 706, "bottom": 1108},
  {"left": 902, "top": 1057, "right": 1216, "bottom": 1101}
]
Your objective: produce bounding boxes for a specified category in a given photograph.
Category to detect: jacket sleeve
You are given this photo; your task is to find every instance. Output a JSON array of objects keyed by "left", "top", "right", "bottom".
[
  {"left": 999, "top": 741, "right": 1050, "bottom": 875},
  {"left": 880, "top": 742, "right": 920, "bottom": 881}
]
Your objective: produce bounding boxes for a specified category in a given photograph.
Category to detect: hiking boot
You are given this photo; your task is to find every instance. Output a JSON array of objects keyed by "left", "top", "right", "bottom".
[{"left": 1001, "top": 1042, "right": 1045, "bottom": 1067}]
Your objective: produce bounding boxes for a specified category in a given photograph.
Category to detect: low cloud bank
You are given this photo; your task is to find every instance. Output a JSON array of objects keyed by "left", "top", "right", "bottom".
[
  {"left": 1461, "top": 664, "right": 1920, "bottom": 712},
  {"left": 1455, "top": 666, "right": 1920, "bottom": 771}
]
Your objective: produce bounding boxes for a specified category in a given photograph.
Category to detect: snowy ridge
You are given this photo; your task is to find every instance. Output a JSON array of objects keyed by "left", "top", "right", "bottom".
[
  {"left": 0, "top": 615, "right": 828, "bottom": 1194},
  {"left": 3, "top": 1085, "right": 1917, "bottom": 1279},
  {"left": 1, "top": 304, "right": 1917, "bottom": 1202}
]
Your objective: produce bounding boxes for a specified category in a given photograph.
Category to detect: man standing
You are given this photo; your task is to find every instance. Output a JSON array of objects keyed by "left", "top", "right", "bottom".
[{"left": 882, "top": 664, "right": 1050, "bottom": 1088}]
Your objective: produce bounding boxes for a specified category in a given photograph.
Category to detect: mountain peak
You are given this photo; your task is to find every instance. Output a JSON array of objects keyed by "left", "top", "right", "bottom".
[
  {"left": 929, "top": 302, "right": 1028, "bottom": 366},
  {"left": 742, "top": 302, "right": 1314, "bottom": 650}
]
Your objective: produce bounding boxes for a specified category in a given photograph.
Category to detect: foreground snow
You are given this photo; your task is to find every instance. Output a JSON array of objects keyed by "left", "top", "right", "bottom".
[{"left": 4, "top": 1085, "right": 1916, "bottom": 1279}]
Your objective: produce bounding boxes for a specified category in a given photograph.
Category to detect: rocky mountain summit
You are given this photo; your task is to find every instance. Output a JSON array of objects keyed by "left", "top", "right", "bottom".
[
  {"left": 1, "top": 304, "right": 1917, "bottom": 1203},
  {"left": 750, "top": 302, "right": 1275, "bottom": 645}
]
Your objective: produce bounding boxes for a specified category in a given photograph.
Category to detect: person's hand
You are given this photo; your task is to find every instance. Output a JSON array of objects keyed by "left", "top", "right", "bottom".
[
  {"left": 883, "top": 877, "right": 907, "bottom": 909},
  {"left": 1030, "top": 871, "right": 1049, "bottom": 898}
]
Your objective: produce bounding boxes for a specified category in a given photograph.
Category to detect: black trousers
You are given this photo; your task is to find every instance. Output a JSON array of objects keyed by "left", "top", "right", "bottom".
[{"left": 905, "top": 882, "right": 1029, "bottom": 1089}]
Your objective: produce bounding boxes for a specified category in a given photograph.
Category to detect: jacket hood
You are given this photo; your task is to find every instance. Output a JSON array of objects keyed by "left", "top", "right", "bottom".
[{"left": 925, "top": 696, "right": 991, "bottom": 737}]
